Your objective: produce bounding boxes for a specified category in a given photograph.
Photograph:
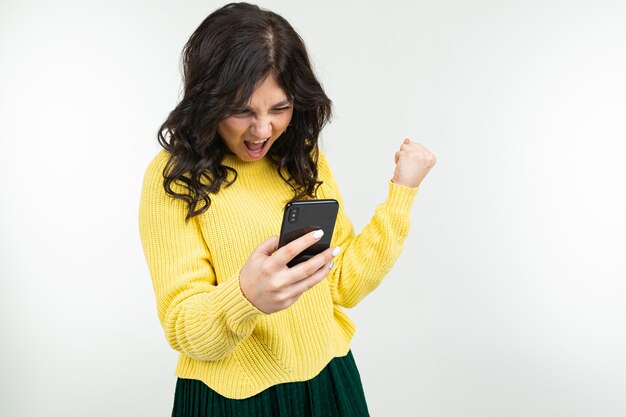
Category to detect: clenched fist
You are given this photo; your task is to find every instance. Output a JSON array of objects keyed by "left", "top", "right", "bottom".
[{"left": 391, "top": 139, "right": 437, "bottom": 188}]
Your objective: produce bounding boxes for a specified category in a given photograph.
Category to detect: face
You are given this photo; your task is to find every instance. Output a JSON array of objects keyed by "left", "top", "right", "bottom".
[{"left": 217, "top": 74, "right": 294, "bottom": 162}]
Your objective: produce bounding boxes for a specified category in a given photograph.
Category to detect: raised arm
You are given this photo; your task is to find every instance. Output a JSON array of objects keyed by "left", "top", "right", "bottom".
[{"left": 317, "top": 140, "right": 436, "bottom": 308}]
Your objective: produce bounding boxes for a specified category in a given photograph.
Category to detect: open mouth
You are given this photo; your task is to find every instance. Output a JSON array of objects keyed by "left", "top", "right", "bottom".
[{"left": 243, "top": 138, "right": 269, "bottom": 158}]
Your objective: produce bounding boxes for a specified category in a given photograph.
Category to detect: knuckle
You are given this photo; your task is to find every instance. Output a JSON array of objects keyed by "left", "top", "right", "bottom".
[
  {"left": 266, "top": 282, "right": 279, "bottom": 293},
  {"left": 259, "top": 263, "right": 273, "bottom": 277},
  {"left": 282, "top": 245, "right": 300, "bottom": 259},
  {"left": 282, "top": 245, "right": 295, "bottom": 256},
  {"left": 267, "top": 278, "right": 284, "bottom": 292},
  {"left": 302, "top": 262, "right": 319, "bottom": 277}
]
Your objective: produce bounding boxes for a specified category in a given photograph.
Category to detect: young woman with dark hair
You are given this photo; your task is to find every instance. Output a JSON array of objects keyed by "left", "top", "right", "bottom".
[{"left": 139, "top": 2, "right": 436, "bottom": 416}]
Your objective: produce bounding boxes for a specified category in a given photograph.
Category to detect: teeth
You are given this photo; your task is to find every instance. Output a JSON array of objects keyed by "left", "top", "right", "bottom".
[{"left": 247, "top": 139, "right": 268, "bottom": 144}]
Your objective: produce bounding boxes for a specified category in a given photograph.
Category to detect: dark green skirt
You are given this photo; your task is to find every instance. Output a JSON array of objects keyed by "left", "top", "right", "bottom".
[{"left": 172, "top": 351, "right": 370, "bottom": 417}]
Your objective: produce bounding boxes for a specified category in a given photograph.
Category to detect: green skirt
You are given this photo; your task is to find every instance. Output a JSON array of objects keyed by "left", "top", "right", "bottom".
[{"left": 172, "top": 350, "right": 370, "bottom": 417}]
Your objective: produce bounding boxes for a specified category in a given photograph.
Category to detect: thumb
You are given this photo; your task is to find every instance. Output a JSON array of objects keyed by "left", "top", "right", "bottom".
[{"left": 254, "top": 236, "right": 279, "bottom": 257}]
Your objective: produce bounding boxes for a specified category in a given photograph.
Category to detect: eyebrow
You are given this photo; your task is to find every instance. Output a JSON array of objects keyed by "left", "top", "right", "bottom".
[
  {"left": 239, "top": 100, "right": 292, "bottom": 110},
  {"left": 271, "top": 100, "right": 292, "bottom": 108}
]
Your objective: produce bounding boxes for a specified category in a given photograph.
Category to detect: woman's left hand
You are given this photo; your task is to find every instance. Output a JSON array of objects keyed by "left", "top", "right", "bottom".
[{"left": 391, "top": 139, "right": 437, "bottom": 188}]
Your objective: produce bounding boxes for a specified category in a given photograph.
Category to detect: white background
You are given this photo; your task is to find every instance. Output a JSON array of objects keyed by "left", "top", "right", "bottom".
[{"left": 1, "top": 0, "right": 625, "bottom": 416}]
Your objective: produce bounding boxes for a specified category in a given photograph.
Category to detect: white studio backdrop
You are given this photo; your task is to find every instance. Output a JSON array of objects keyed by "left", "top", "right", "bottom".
[{"left": 1, "top": 0, "right": 625, "bottom": 416}]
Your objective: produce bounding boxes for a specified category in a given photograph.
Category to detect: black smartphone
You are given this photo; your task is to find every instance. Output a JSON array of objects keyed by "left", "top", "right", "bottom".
[{"left": 277, "top": 199, "right": 339, "bottom": 267}]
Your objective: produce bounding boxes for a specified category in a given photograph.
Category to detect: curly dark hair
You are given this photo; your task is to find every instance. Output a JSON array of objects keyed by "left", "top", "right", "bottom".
[{"left": 157, "top": 2, "right": 333, "bottom": 220}]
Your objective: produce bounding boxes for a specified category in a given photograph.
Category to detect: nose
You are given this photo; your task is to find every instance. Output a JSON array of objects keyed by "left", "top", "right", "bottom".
[{"left": 250, "top": 116, "right": 272, "bottom": 138}]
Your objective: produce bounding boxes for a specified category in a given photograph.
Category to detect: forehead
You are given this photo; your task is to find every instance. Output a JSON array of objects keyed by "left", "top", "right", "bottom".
[{"left": 246, "top": 74, "right": 289, "bottom": 107}]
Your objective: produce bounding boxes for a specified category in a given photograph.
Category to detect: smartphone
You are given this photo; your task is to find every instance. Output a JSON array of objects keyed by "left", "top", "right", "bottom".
[{"left": 277, "top": 199, "right": 339, "bottom": 267}]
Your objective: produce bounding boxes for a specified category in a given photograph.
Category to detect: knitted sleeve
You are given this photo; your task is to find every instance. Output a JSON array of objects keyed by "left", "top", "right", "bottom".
[
  {"left": 317, "top": 151, "right": 420, "bottom": 308},
  {"left": 138, "top": 152, "right": 263, "bottom": 361}
]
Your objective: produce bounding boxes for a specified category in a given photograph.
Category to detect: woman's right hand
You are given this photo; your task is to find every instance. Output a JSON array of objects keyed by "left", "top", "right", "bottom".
[{"left": 239, "top": 230, "right": 340, "bottom": 314}]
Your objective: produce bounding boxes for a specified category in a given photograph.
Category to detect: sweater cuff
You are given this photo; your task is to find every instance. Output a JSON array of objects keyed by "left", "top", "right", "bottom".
[
  {"left": 215, "top": 270, "right": 265, "bottom": 327},
  {"left": 386, "top": 180, "right": 419, "bottom": 213}
]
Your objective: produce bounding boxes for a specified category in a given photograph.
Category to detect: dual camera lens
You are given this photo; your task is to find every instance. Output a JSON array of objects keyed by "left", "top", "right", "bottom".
[{"left": 288, "top": 206, "right": 299, "bottom": 223}]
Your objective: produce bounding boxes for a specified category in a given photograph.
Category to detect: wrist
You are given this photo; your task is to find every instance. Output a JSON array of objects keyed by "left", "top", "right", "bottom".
[{"left": 391, "top": 177, "right": 420, "bottom": 189}]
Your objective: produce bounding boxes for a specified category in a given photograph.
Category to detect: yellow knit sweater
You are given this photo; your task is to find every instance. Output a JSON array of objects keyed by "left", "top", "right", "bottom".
[{"left": 138, "top": 149, "right": 419, "bottom": 399}]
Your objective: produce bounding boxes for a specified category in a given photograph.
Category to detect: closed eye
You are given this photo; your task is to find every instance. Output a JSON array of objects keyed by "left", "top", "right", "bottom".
[
  {"left": 272, "top": 106, "right": 292, "bottom": 113},
  {"left": 231, "top": 106, "right": 292, "bottom": 117},
  {"left": 232, "top": 109, "right": 252, "bottom": 117}
]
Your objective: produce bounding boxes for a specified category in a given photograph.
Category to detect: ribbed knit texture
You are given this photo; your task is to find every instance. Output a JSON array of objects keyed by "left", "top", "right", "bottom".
[
  {"left": 172, "top": 351, "right": 370, "bottom": 416},
  {"left": 138, "top": 149, "right": 419, "bottom": 399}
]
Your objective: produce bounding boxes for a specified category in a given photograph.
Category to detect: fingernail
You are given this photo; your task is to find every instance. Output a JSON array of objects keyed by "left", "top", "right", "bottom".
[
  {"left": 313, "top": 229, "right": 324, "bottom": 239},
  {"left": 332, "top": 246, "right": 341, "bottom": 257},
  {"left": 329, "top": 260, "right": 334, "bottom": 270}
]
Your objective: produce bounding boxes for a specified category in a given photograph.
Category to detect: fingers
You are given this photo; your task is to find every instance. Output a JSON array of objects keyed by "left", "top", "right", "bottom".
[
  {"left": 283, "top": 245, "right": 339, "bottom": 300},
  {"left": 254, "top": 236, "right": 279, "bottom": 257},
  {"left": 396, "top": 138, "right": 414, "bottom": 163},
  {"left": 289, "top": 261, "right": 332, "bottom": 302},
  {"left": 400, "top": 140, "right": 434, "bottom": 155},
  {"left": 289, "top": 245, "right": 338, "bottom": 281},
  {"left": 274, "top": 243, "right": 339, "bottom": 296},
  {"left": 396, "top": 139, "right": 437, "bottom": 165},
  {"left": 245, "top": 232, "right": 340, "bottom": 314},
  {"left": 399, "top": 138, "right": 421, "bottom": 151},
  {"left": 273, "top": 229, "right": 325, "bottom": 266},
  {"left": 255, "top": 244, "right": 339, "bottom": 313}
]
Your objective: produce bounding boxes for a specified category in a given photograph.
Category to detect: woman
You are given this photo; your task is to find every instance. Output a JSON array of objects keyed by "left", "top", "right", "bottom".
[{"left": 139, "top": 2, "right": 436, "bottom": 416}]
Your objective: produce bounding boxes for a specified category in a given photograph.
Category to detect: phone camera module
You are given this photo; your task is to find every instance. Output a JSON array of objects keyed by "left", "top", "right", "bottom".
[{"left": 288, "top": 207, "right": 298, "bottom": 223}]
